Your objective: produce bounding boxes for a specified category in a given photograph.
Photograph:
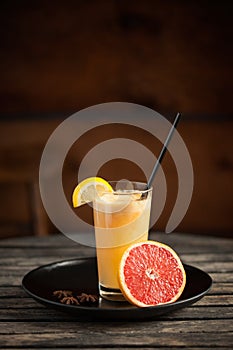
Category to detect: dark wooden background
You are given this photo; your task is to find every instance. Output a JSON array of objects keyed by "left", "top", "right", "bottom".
[{"left": 0, "top": 1, "right": 232, "bottom": 238}]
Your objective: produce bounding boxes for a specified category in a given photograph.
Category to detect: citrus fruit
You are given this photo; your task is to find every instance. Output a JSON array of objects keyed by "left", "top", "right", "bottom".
[
  {"left": 118, "top": 240, "right": 186, "bottom": 307},
  {"left": 72, "top": 177, "right": 113, "bottom": 207}
]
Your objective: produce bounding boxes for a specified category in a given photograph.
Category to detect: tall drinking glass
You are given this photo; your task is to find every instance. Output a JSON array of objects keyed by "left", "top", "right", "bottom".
[{"left": 93, "top": 181, "right": 152, "bottom": 301}]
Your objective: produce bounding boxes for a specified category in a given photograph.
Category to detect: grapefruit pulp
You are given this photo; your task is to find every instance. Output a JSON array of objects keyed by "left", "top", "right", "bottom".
[{"left": 118, "top": 241, "right": 186, "bottom": 307}]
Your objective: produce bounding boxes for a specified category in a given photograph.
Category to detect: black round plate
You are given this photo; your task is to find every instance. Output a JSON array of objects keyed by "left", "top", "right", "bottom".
[{"left": 22, "top": 257, "right": 212, "bottom": 320}]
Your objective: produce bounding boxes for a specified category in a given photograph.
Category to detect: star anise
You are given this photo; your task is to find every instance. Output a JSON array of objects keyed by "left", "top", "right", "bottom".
[
  {"left": 53, "top": 290, "right": 73, "bottom": 300},
  {"left": 77, "top": 293, "right": 98, "bottom": 304},
  {"left": 60, "top": 296, "right": 80, "bottom": 305}
]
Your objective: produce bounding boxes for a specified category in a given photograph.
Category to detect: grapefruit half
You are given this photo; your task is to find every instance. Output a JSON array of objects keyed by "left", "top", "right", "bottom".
[{"left": 118, "top": 241, "right": 186, "bottom": 307}]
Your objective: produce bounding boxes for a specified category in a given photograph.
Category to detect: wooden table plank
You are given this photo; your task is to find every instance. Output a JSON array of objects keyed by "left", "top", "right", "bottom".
[
  {"left": 0, "top": 331, "right": 232, "bottom": 348},
  {"left": 2, "top": 348, "right": 231, "bottom": 350},
  {"left": 2, "top": 348, "right": 233, "bottom": 350},
  {"left": 0, "top": 306, "right": 232, "bottom": 321},
  {"left": 0, "top": 233, "right": 232, "bottom": 349},
  {"left": 0, "top": 232, "right": 232, "bottom": 252},
  {"left": 0, "top": 251, "right": 232, "bottom": 266},
  {"left": 0, "top": 320, "right": 232, "bottom": 334},
  {"left": 0, "top": 252, "right": 232, "bottom": 265},
  {"left": 0, "top": 260, "right": 232, "bottom": 273},
  {"left": 2, "top": 345, "right": 229, "bottom": 350},
  {"left": 1, "top": 348, "right": 231, "bottom": 350}
]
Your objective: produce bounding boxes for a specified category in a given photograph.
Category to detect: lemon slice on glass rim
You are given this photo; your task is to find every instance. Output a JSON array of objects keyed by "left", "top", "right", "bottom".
[{"left": 72, "top": 177, "right": 113, "bottom": 207}]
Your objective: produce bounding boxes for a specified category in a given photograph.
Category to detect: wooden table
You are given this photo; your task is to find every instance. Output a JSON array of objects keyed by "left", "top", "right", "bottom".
[{"left": 0, "top": 232, "right": 232, "bottom": 349}]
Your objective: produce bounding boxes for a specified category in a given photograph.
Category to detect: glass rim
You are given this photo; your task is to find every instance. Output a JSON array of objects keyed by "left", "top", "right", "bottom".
[{"left": 101, "top": 181, "right": 153, "bottom": 195}]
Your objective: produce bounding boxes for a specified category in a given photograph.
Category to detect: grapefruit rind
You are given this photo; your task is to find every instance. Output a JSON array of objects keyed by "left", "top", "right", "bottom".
[{"left": 118, "top": 240, "right": 186, "bottom": 307}]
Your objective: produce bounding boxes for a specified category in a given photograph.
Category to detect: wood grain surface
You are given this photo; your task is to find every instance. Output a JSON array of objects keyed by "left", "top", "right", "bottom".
[{"left": 0, "top": 232, "right": 232, "bottom": 349}]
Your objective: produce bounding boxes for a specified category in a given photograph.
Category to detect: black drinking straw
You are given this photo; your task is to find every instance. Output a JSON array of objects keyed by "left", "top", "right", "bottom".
[{"left": 147, "top": 112, "right": 181, "bottom": 190}]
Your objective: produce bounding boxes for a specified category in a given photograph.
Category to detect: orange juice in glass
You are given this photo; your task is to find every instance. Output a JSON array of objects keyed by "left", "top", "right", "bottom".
[{"left": 93, "top": 181, "right": 152, "bottom": 301}]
